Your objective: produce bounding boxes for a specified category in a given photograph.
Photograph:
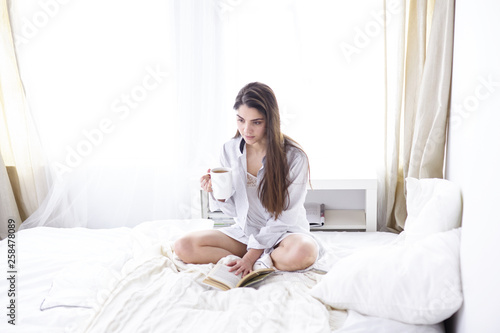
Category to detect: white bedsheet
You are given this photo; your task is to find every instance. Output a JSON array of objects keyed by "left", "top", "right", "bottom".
[{"left": 0, "top": 220, "right": 445, "bottom": 332}]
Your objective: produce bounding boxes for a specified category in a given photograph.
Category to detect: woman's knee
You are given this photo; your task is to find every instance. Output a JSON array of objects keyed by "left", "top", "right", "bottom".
[
  {"left": 173, "top": 235, "right": 196, "bottom": 263},
  {"left": 273, "top": 236, "right": 318, "bottom": 271},
  {"left": 295, "top": 240, "right": 318, "bottom": 268}
]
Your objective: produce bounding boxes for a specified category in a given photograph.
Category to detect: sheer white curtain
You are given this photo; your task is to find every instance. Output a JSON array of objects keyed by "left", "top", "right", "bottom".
[
  {"left": 0, "top": 0, "right": 49, "bottom": 237},
  {"left": 13, "top": 0, "right": 229, "bottom": 229},
  {"left": 10, "top": 0, "right": 387, "bottom": 230},
  {"left": 224, "top": 0, "right": 386, "bottom": 228},
  {"left": 384, "top": 0, "right": 455, "bottom": 231},
  {"left": 223, "top": 0, "right": 386, "bottom": 178}
]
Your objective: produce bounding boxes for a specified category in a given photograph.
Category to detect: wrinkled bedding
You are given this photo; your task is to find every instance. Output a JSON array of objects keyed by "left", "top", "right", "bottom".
[
  {"left": 76, "top": 220, "right": 347, "bottom": 332},
  {"left": 79, "top": 247, "right": 345, "bottom": 332},
  {"left": 0, "top": 219, "right": 443, "bottom": 332}
]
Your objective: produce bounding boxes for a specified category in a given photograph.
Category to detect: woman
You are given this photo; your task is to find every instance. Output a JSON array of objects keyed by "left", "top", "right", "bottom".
[{"left": 174, "top": 82, "right": 320, "bottom": 277}]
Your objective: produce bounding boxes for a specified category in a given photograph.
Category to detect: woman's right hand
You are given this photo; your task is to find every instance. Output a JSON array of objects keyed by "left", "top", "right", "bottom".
[{"left": 200, "top": 169, "right": 212, "bottom": 193}]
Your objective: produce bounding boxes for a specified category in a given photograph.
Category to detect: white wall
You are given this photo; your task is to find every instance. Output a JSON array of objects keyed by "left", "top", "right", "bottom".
[{"left": 446, "top": 1, "right": 500, "bottom": 331}]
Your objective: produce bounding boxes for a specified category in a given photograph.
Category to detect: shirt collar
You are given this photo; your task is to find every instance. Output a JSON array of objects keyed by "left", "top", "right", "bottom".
[
  {"left": 239, "top": 137, "right": 245, "bottom": 154},
  {"left": 238, "top": 137, "right": 267, "bottom": 173}
]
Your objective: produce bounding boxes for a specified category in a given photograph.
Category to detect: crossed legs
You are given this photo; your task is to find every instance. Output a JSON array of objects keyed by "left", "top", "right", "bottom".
[
  {"left": 174, "top": 230, "right": 318, "bottom": 271},
  {"left": 174, "top": 230, "right": 247, "bottom": 264}
]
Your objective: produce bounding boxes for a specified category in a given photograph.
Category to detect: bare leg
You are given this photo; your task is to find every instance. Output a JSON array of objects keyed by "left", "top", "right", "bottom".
[
  {"left": 270, "top": 234, "right": 318, "bottom": 271},
  {"left": 174, "top": 230, "right": 247, "bottom": 264}
]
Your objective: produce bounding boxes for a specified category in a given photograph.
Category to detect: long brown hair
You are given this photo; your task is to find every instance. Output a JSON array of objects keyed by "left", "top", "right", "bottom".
[{"left": 233, "top": 82, "right": 309, "bottom": 219}]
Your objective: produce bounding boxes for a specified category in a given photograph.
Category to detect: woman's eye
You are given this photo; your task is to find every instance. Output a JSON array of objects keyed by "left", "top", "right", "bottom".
[
  {"left": 253, "top": 122, "right": 262, "bottom": 125},
  {"left": 237, "top": 119, "right": 244, "bottom": 123}
]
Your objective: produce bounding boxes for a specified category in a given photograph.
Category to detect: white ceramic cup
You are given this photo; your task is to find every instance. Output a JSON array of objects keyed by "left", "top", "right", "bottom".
[{"left": 210, "top": 167, "right": 233, "bottom": 200}]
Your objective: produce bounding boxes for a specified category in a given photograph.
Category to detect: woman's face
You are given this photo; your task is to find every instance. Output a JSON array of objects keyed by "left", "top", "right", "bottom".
[{"left": 236, "top": 104, "right": 267, "bottom": 147}]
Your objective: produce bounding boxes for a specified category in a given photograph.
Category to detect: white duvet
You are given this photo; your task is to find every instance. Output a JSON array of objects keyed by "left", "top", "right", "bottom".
[
  {"left": 78, "top": 249, "right": 345, "bottom": 333},
  {"left": 0, "top": 219, "right": 445, "bottom": 333},
  {"left": 75, "top": 220, "right": 346, "bottom": 333}
]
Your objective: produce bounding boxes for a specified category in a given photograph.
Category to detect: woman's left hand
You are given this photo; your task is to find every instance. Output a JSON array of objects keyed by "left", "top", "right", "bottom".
[{"left": 227, "top": 257, "right": 254, "bottom": 277}]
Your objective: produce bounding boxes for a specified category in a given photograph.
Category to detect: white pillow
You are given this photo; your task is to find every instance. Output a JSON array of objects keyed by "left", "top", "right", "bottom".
[
  {"left": 404, "top": 177, "right": 462, "bottom": 243},
  {"left": 310, "top": 229, "right": 463, "bottom": 325}
]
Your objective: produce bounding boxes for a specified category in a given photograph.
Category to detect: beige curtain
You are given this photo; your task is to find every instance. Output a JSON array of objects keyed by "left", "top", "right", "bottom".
[
  {"left": 0, "top": 0, "right": 49, "bottom": 238},
  {"left": 384, "top": 0, "right": 455, "bottom": 231},
  {"left": 0, "top": 155, "right": 21, "bottom": 237}
]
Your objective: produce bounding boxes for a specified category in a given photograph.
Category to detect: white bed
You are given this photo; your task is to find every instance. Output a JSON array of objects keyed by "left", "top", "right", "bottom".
[{"left": 0, "top": 213, "right": 458, "bottom": 332}]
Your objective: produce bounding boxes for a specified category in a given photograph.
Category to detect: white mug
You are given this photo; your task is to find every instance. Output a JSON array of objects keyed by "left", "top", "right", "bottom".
[{"left": 210, "top": 167, "right": 233, "bottom": 200}]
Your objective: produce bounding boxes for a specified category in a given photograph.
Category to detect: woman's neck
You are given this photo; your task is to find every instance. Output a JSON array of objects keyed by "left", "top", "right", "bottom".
[
  {"left": 247, "top": 145, "right": 266, "bottom": 156},
  {"left": 246, "top": 142, "right": 266, "bottom": 176},
  {"left": 245, "top": 138, "right": 267, "bottom": 155}
]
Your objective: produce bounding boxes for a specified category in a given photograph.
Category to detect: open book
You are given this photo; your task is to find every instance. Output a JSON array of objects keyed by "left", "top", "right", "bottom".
[{"left": 202, "top": 262, "right": 275, "bottom": 291}]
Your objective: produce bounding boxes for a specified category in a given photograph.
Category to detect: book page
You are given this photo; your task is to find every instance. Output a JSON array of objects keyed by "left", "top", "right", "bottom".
[
  {"left": 206, "top": 263, "right": 242, "bottom": 289},
  {"left": 237, "top": 268, "right": 275, "bottom": 288}
]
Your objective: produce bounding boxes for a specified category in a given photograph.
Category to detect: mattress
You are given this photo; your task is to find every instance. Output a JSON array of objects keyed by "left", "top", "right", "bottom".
[{"left": 0, "top": 219, "right": 445, "bottom": 332}]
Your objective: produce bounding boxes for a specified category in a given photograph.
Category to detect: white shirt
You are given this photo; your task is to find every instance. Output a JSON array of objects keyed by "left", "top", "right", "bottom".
[{"left": 210, "top": 137, "right": 310, "bottom": 250}]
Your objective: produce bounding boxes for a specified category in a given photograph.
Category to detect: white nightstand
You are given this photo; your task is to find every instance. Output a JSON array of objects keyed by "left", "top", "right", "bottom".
[
  {"left": 200, "top": 174, "right": 378, "bottom": 232},
  {"left": 306, "top": 177, "right": 377, "bottom": 232}
]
